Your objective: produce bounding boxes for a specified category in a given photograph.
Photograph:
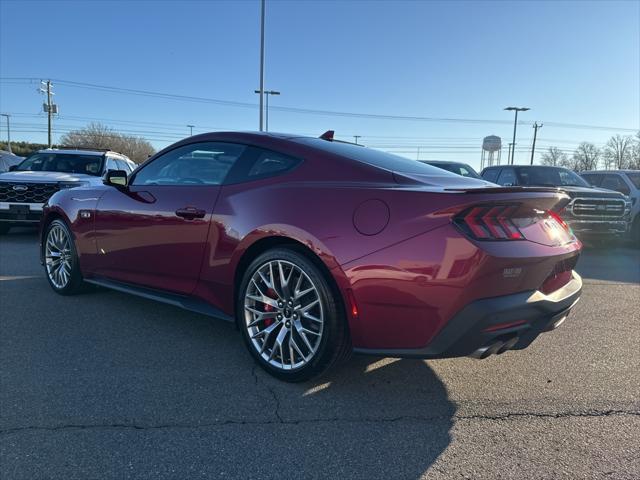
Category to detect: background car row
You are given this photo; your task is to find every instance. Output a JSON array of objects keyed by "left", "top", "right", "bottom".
[{"left": 424, "top": 160, "right": 638, "bottom": 245}]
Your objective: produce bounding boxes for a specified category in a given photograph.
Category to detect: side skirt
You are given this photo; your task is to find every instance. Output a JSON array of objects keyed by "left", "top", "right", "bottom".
[{"left": 85, "top": 277, "right": 234, "bottom": 323}]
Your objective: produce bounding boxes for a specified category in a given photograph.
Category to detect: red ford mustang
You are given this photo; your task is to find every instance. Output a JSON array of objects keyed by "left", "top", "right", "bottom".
[{"left": 40, "top": 131, "right": 582, "bottom": 381}]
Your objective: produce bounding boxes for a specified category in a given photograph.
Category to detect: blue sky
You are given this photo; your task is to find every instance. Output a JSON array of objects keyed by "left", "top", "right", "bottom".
[{"left": 1, "top": 0, "right": 638, "bottom": 168}]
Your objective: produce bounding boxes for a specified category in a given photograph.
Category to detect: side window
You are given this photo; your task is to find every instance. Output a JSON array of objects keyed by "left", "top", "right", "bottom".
[
  {"left": 601, "top": 175, "right": 630, "bottom": 195},
  {"left": 115, "top": 159, "right": 132, "bottom": 173},
  {"left": 582, "top": 173, "right": 603, "bottom": 187},
  {"left": 497, "top": 168, "right": 517, "bottom": 186},
  {"left": 482, "top": 168, "right": 500, "bottom": 183},
  {"left": 131, "top": 142, "right": 246, "bottom": 186},
  {"left": 248, "top": 149, "right": 300, "bottom": 177},
  {"left": 105, "top": 157, "right": 119, "bottom": 172}
]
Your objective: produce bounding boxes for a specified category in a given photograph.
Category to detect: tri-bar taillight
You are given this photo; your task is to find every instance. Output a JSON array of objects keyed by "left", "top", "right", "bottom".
[{"left": 454, "top": 204, "right": 525, "bottom": 241}]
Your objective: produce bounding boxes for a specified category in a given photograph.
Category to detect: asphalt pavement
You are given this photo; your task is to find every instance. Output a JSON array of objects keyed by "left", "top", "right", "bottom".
[{"left": 1, "top": 228, "right": 639, "bottom": 479}]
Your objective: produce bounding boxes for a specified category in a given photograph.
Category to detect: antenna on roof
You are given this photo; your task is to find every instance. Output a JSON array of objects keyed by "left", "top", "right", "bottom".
[{"left": 319, "top": 130, "right": 334, "bottom": 141}]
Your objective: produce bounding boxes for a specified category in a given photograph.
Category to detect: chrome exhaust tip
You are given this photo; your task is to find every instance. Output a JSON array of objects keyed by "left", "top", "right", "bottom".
[
  {"left": 469, "top": 341, "right": 504, "bottom": 359},
  {"left": 496, "top": 336, "right": 519, "bottom": 355}
]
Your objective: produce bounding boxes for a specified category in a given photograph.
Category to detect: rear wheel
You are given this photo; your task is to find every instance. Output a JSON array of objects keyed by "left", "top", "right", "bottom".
[
  {"left": 237, "top": 248, "right": 350, "bottom": 382},
  {"left": 44, "top": 219, "right": 85, "bottom": 295},
  {"left": 0, "top": 224, "right": 10, "bottom": 235}
]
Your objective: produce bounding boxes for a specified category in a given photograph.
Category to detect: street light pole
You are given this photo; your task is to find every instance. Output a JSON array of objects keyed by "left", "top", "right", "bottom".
[
  {"left": 187, "top": 124, "right": 194, "bottom": 136},
  {"left": 504, "top": 106, "right": 530, "bottom": 165},
  {"left": 1, "top": 114, "right": 11, "bottom": 153},
  {"left": 258, "top": 0, "right": 265, "bottom": 131},
  {"left": 254, "top": 90, "right": 279, "bottom": 132}
]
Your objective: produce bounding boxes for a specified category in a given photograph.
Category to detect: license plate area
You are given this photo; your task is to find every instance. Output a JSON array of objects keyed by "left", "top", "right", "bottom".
[{"left": 9, "top": 204, "right": 30, "bottom": 219}]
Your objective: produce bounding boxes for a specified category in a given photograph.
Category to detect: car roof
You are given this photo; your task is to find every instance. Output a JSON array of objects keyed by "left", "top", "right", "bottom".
[
  {"left": 582, "top": 170, "right": 639, "bottom": 174},
  {"left": 36, "top": 148, "right": 129, "bottom": 158},
  {"left": 420, "top": 160, "right": 469, "bottom": 166}
]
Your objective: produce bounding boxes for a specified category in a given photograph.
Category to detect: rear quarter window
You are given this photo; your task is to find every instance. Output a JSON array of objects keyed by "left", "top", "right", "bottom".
[{"left": 293, "top": 137, "right": 445, "bottom": 175}]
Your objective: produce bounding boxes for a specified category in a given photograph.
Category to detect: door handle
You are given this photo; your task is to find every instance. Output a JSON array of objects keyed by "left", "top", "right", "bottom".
[{"left": 175, "top": 207, "right": 206, "bottom": 219}]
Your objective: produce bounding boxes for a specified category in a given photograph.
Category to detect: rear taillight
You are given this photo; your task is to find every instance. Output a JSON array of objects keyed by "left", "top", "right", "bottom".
[
  {"left": 454, "top": 204, "right": 573, "bottom": 244},
  {"left": 547, "top": 209, "right": 569, "bottom": 231},
  {"left": 454, "top": 204, "right": 525, "bottom": 241}
]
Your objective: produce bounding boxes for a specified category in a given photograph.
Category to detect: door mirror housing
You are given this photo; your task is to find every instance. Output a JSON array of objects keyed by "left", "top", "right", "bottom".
[
  {"left": 8, "top": 165, "right": 18, "bottom": 172},
  {"left": 104, "top": 169, "right": 128, "bottom": 188}
]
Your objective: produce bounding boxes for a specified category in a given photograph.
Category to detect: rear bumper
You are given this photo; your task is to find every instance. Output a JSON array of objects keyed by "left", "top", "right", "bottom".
[{"left": 354, "top": 270, "right": 582, "bottom": 359}]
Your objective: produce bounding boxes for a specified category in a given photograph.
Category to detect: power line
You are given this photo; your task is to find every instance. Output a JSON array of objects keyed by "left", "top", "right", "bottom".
[{"left": 1, "top": 77, "right": 637, "bottom": 132}]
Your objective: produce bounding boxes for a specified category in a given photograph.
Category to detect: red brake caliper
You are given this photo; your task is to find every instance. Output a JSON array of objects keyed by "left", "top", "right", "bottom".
[{"left": 263, "top": 288, "right": 277, "bottom": 327}]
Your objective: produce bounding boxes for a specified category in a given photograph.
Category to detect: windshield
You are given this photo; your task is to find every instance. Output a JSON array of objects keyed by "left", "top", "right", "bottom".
[
  {"left": 15, "top": 153, "right": 104, "bottom": 176},
  {"left": 627, "top": 172, "right": 640, "bottom": 189},
  {"left": 515, "top": 166, "right": 590, "bottom": 187},
  {"left": 426, "top": 162, "right": 481, "bottom": 179}
]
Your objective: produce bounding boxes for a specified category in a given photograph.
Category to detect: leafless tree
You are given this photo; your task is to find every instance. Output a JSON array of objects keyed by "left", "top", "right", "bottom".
[
  {"left": 568, "top": 142, "right": 601, "bottom": 172},
  {"left": 603, "top": 134, "right": 633, "bottom": 169},
  {"left": 630, "top": 131, "right": 640, "bottom": 170},
  {"left": 540, "top": 146, "right": 567, "bottom": 167},
  {"left": 60, "top": 123, "right": 155, "bottom": 163}
]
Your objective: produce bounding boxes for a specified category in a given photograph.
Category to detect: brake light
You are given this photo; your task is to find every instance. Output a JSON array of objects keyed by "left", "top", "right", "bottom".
[
  {"left": 455, "top": 204, "right": 525, "bottom": 241},
  {"left": 547, "top": 209, "right": 569, "bottom": 231}
]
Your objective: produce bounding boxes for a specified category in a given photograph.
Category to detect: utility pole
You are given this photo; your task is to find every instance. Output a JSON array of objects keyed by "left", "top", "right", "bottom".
[
  {"left": 40, "top": 80, "right": 56, "bottom": 148},
  {"left": 416, "top": 146, "right": 420, "bottom": 160},
  {"left": 254, "top": 90, "right": 279, "bottom": 131},
  {"left": 504, "top": 106, "right": 530, "bottom": 165},
  {"left": 354, "top": 135, "right": 361, "bottom": 145},
  {"left": 258, "top": 0, "right": 265, "bottom": 131},
  {"left": 530, "top": 122, "right": 543, "bottom": 165},
  {"left": 187, "top": 124, "right": 194, "bottom": 136},
  {"left": 1, "top": 114, "right": 11, "bottom": 153}
]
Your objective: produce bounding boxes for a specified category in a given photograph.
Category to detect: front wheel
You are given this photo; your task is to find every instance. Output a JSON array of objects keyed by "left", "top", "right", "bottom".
[
  {"left": 44, "top": 219, "right": 85, "bottom": 295},
  {"left": 237, "top": 248, "right": 350, "bottom": 382}
]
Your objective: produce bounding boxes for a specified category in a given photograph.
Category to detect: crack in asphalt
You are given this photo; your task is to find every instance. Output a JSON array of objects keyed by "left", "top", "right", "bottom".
[
  {"left": 251, "top": 364, "right": 284, "bottom": 423},
  {"left": 2, "top": 409, "right": 638, "bottom": 436}
]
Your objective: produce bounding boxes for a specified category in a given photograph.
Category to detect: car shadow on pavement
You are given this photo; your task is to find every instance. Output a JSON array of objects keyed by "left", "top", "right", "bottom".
[{"left": 256, "top": 354, "right": 456, "bottom": 478}]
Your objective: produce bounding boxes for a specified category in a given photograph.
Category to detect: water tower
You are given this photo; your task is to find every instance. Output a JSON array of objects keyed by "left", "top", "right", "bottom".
[{"left": 481, "top": 135, "right": 502, "bottom": 169}]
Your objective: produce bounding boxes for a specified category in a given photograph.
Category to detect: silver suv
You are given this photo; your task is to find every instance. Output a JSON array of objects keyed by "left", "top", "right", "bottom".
[
  {"left": 581, "top": 170, "right": 640, "bottom": 244},
  {"left": 0, "top": 148, "right": 136, "bottom": 234}
]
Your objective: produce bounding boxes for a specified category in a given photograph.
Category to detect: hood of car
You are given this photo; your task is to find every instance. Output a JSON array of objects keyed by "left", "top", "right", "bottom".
[
  {"left": 557, "top": 186, "right": 625, "bottom": 199},
  {"left": 0, "top": 170, "right": 99, "bottom": 183}
]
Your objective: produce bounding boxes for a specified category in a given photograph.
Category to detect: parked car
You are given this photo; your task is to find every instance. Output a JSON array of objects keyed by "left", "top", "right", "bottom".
[
  {"left": 419, "top": 160, "right": 482, "bottom": 179},
  {"left": 0, "top": 150, "right": 24, "bottom": 172},
  {"left": 481, "top": 165, "right": 631, "bottom": 241},
  {"left": 0, "top": 148, "right": 136, "bottom": 234},
  {"left": 41, "top": 131, "right": 582, "bottom": 382},
  {"left": 580, "top": 170, "right": 640, "bottom": 244}
]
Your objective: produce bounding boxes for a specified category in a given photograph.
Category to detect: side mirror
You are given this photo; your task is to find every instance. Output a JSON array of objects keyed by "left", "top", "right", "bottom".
[
  {"left": 103, "top": 169, "right": 128, "bottom": 188},
  {"left": 8, "top": 165, "right": 18, "bottom": 172}
]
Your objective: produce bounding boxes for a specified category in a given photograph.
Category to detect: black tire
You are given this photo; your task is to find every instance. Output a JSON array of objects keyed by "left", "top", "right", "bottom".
[
  {"left": 237, "top": 247, "right": 351, "bottom": 382},
  {"left": 0, "top": 224, "right": 10, "bottom": 235},
  {"left": 43, "top": 219, "right": 85, "bottom": 295}
]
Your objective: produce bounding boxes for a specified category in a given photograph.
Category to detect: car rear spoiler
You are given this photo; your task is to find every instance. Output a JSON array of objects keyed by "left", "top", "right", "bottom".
[{"left": 443, "top": 186, "right": 565, "bottom": 194}]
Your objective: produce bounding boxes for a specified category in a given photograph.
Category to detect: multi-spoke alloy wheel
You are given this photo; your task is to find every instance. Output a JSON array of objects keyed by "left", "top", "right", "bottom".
[
  {"left": 238, "top": 248, "right": 351, "bottom": 382},
  {"left": 245, "top": 260, "right": 324, "bottom": 370},
  {"left": 45, "top": 223, "right": 73, "bottom": 289},
  {"left": 43, "top": 219, "right": 84, "bottom": 295}
]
